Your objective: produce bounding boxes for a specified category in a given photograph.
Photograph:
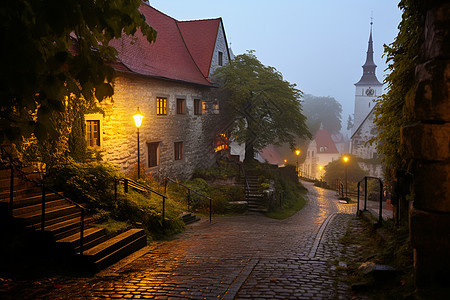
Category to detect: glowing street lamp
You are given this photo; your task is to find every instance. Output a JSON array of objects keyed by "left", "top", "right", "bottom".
[
  {"left": 284, "top": 159, "right": 287, "bottom": 165},
  {"left": 295, "top": 150, "right": 300, "bottom": 176},
  {"left": 133, "top": 107, "right": 144, "bottom": 179},
  {"left": 343, "top": 156, "right": 349, "bottom": 197}
]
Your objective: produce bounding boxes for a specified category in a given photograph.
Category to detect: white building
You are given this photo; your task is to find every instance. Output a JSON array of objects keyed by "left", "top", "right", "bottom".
[{"left": 350, "top": 22, "right": 383, "bottom": 178}]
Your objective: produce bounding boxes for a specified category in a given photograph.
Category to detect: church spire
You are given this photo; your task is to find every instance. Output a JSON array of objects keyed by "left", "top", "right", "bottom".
[{"left": 355, "top": 19, "right": 382, "bottom": 86}]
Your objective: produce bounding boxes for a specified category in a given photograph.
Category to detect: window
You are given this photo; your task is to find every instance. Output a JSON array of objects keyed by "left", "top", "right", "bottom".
[
  {"left": 218, "top": 51, "right": 223, "bottom": 66},
  {"left": 86, "top": 120, "right": 100, "bottom": 147},
  {"left": 85, "top": 113, "right": 103, "bottom": 148},
  {"left": 176, "top": 98, "right": 186, "bottom": 114},
  {"left": 157, "top": 97, "right": 167, "bottom": 115},
  {"left": 147, "top": 142, "right": 159, "bottom": 167},
  {"left": 312, "top": 151, "right": 314, "bottom": 157},
  {"left": 194, "top": 99, "right": 202, "bottom": 115},
  {"left": 174, "top": 142, "right": 183, "bottom": 160}
]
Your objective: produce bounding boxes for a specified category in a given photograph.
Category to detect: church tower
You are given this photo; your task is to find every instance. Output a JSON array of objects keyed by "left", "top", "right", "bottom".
[{"left": 352, "top": 21, "right": 383, "bottom": 132}]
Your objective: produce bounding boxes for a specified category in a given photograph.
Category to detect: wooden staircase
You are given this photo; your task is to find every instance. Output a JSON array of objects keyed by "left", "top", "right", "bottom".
[
  {"left": 0, "top": 167, "right": 147, "bottom": 272},
  {"left": 243, "top": 175, "right": 267, "bottom": 213}
]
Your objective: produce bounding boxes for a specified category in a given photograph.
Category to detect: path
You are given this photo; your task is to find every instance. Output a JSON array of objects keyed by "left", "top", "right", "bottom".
[{"left": 2, "top": 182, "right": 363, "bottom": 299}]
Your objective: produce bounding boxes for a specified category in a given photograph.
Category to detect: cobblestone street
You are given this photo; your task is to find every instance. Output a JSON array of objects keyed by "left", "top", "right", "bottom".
[{"left": 2, "top": 182, "right": 364, "bottom": 299}]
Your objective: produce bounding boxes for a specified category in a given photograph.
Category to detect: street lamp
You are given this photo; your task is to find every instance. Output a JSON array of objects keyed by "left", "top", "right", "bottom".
[
  {"left": 343, "top": 156, "right": 349, "bottom": 198},
  {"left": 284, "top": 159, "right": 287, "bottom": 165},
  {"left": 295, "top": 150, "right": 300, "bottom": 176},
  {"left": 133, "top": 107, "right": 143, "bottom": 179}
]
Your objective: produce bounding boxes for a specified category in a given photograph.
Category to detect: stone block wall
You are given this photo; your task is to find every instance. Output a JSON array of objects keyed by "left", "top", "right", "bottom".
[
  {"left": 98, "top": 73, "right": 224, "bottom": 179},
  {"left": 403, "top": 2, "right": 450, "bottom": 287}
]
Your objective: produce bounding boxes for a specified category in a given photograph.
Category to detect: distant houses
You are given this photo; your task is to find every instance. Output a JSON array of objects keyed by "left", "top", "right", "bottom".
[
  {"left": 87, "top": 4, "right": 232, "bottom": 179},
  {"left": 300, "top": 128, "right": 340, "bottom": 179}
]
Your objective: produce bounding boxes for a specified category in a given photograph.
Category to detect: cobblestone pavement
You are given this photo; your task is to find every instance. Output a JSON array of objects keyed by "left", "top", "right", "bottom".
[{"left": 2, "top": 182, "right": 364, "bottom": 299}]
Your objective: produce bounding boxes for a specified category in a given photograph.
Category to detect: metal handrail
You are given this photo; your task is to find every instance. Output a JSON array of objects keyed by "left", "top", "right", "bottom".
[
  {"left": 0, "top": 145, "right": 88, "bottom": 254},
  {"left": 115, "top": 177, "right": 168, "bottom": 227},
  {"left": 164, "top": 176, "right": 212, "bottom": 223},
  {"left": 357, "top": 176, "right": 384, "bottom": 226}
]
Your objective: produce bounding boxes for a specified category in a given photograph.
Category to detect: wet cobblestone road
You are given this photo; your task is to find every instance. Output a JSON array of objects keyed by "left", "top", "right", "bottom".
[{"left": 3, "top": 182, "right": 364, "bottom": 299}]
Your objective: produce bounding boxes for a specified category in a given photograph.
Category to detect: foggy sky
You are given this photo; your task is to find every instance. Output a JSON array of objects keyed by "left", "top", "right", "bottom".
[{"left": 150, "top": 0, "right": 402, "bottom": 135}]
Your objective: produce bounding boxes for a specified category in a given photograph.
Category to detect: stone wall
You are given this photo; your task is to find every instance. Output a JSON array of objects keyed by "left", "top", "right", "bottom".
[
  {"left": 403, "top": 2, "right": 450, "bottom": 287},
  {"left": 98, "top": 73, "right": 224, "bottom": 179}
]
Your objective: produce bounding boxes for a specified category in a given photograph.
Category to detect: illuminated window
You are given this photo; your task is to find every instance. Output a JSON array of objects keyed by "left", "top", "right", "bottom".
[
  {"left": 214, "top": 133, "right": 228, "bottom": 152},
  {"left": 174, "top": 142, "right": 183, "bottom": 160},
  {"left": 218, "top": 51, "right": 223, "bottom": 66},
  {"left": 86, "top": 120, "right": 100, "bottom": 147},
  {"left": 147, "top": 142, "right": 159, "bottom": 167},
  {"left": 176, "top": 98, "right": 186, "bottom": 114},
  {"left": 194, "top": 99, "right": 202, "bottom": 115},
  {"left": 85, "top": 114, "right": 103, "bottom": 148},
  {"left": 157, "top": 97, "right": 167, "bottom": 115}
]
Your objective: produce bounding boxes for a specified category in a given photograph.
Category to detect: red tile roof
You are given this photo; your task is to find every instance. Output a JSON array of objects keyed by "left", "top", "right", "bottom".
[
  {"left": 178, "top": 19, "right": 221, "bottom": 79},
  {"left": 109, "top": 4, "right": 215, "bottom": 86},
  {"left": 315, "top": 129, "right": 339, "bottom": 154}
]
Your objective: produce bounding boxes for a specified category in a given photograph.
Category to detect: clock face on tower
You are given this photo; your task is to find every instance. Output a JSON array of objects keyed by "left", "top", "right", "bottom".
[{"left": 365, "top": 87, "right": 375, "bottom": 96}]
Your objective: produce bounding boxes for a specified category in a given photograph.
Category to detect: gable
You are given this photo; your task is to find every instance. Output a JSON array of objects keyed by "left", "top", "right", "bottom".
[{"left": 109, "top": 4, "right": 212, "bottom": 86}]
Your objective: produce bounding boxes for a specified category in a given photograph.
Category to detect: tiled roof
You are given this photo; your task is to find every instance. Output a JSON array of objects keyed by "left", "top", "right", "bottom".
[
  {"left": 109, "top": 4, "right": 214, "bottom": 86},
  {"left": 315, "top": 129, "right": 339, "bottom": 154},
  {"left": 178, "top": 19, "right": 221, "bottom": 79}
]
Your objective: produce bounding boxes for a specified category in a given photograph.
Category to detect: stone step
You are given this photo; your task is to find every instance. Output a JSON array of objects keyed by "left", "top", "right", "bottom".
[
  {"left": 58, "top": 227, "right": 108, "bottom": 251},
  {"left": 46, "top": 216, "right": 94, "bottom": 240},
  {"left": 13, "top": 198, "right": 68, "bottom": 216},
  {"left": 180, "top": 213, "right": 200, "bottom": 225},
  {"left": 7, "top": 192, "right": 61, "bottom": 209},
  {"left": 94, "top": 232, "right": 147, "bottom": 270},
  {"left": 82, "top": 229, "right": 146, "bottom": 263},
  {"left": 15, "top": 202, "right": 80, "bottom": 226}
]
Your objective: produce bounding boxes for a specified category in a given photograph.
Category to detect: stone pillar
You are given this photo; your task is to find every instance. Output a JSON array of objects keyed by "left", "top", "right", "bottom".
[{"left": 401, "top": 2, "right": 450, "bottom": 287}]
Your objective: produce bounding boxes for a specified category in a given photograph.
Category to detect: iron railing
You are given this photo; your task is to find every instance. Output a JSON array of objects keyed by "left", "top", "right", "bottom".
[
  {"left": 114, "top": 177, "right": 168, "bottom": 227},
  {"left": 357, "top": 176, "right": 384, "bottom": 226},
  {"left": 0, "top": 146, "right": 89, "bottom": 254},
  {"left": 164, "top": 176, "right": 212, "bottom": 223}
]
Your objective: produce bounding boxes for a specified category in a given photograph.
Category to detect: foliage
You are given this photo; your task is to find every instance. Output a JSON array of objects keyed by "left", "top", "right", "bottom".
[
  {"left": 372, "top": 0, "right": 422, "bottom": 181},
  {"left": 46, "top": 157, "right": 120, "bottom": 208},
  {"left": 192, "top": 160, "right": 239, "bottom": 181},
  {"left": 0, "top": 0, "right": 157, "bottom": 147},
  {"left": 214, "top": 51, "right": 311, "bottom": 162},
  {"left": 45, "top": 158, "right": 184, "bottom": 239},
  {"left": 302, "top": 94, "right": 343, "bottom": 135},
  {"left": 323, "top": 155, "right": 367, "bottom": 186}
]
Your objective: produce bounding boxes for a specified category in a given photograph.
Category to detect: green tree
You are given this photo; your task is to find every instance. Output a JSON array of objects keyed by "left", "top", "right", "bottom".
[
  {"left": 302, "top": 94, "right": 342, "bottom": 135},
  {"left": 215, "top": 51, "right": 311, "bottom": 163},
  {"left": 346, "top": 114, "right": 354, "bottom": 131},
  {"left": 372, "top": 0, "right": 422, "bottom": 181},
  {"left": 0, "top": 0, "right": 157, "bottom": 146},
  {"left": 323, "top": 155, "right": 367, "bottom": 187}
]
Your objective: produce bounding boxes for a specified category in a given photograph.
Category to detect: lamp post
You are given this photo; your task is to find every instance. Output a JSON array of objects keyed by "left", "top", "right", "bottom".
[
  {"left": 295, "top": 150, "right": 300, "bottom": 176},
  {"left": 343, "top": 156, "right": 349, "bottom": 198},
  {"left": 133, "top": 107, "right": 143, "bottom": 179}
]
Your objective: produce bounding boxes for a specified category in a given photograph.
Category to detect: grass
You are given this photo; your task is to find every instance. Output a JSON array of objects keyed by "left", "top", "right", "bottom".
[
  {"left": 265, "top": 194, "right": 307, "bottom": 219},
  {"left": 336, "top": 215, "right": 417, "bottom": 298}
]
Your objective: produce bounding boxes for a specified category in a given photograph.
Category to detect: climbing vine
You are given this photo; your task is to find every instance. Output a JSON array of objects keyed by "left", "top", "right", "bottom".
[{"left": 373, "top": 0, "right": 423, "bottom": 182}]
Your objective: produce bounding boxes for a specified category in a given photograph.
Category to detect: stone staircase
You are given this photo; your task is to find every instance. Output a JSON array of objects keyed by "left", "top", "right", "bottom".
[
  {"left": 244, "top": 175, "right": 267, "bottom": 213},
  {"left": 0, "top": 167, "right": 147, "bottom": 272},
  {"left": 180, "top": 212, "right": 201, "bottom": 225}
]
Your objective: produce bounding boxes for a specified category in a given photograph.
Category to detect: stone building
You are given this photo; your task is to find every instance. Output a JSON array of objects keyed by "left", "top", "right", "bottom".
[
  {"left": 351, "top": 22, "right": 383, "bottom": 178},
  {"left": 86, "top": 4, "right": 232, "bottom": 179}
]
